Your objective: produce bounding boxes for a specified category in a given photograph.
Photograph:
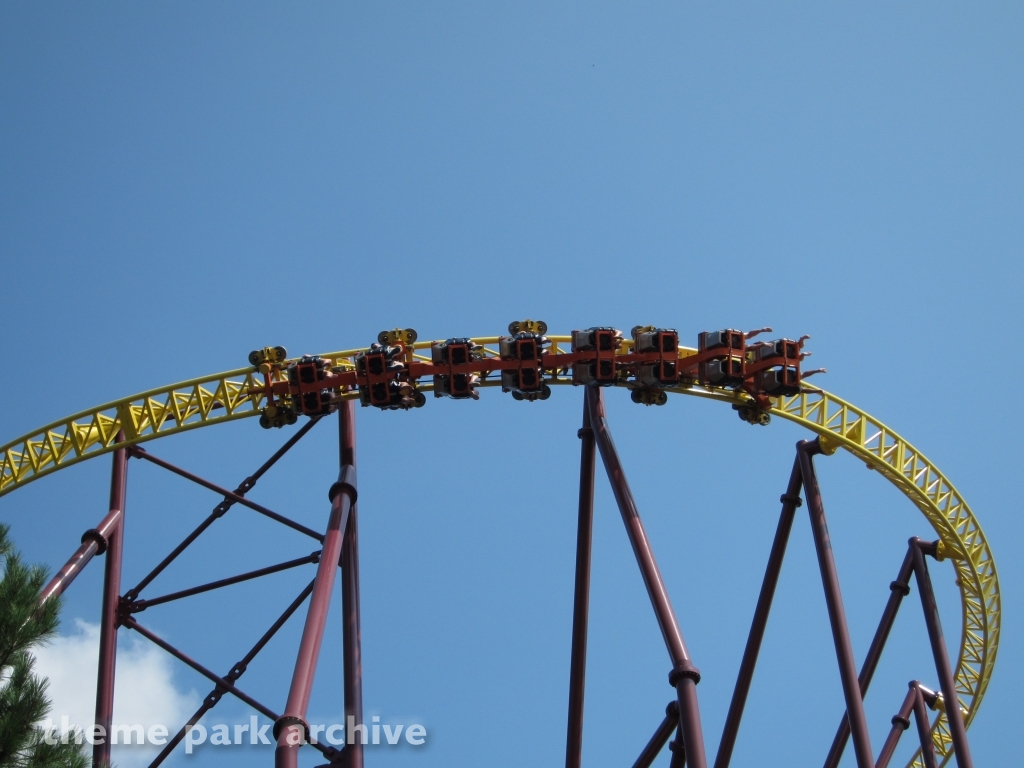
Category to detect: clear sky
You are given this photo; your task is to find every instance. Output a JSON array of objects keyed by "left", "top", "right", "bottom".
[{"left": 1, "top": 4, "right": 1021, "bottom": 767}]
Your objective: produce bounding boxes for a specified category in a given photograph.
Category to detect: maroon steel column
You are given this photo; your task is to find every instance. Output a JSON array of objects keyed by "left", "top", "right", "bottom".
[
  {"left": 94, "top": 437, "right": 127, "bottom": 768},
  {"left": 585, "top": 386, "right": 708, "bottom": 768},
  {"left": 274, "top": 407, "right": 357, "bottom": 768},
  {"left": 715, "top": 456, "right": 802, "bottom": 768},
  {"left": 912, "top": 684, "right": 939, "bottom": 768},
  {"left": 340, "top": 401, "right": 363, "bottom": 768},
  {"left": 668, "top": 724, "right": 686, "bottom": 768},
  {"left": 823, "top": 547, "right": 915, "bottom": 768},
  {"left": 797, "top": 440, "right": 874, "bottom": 768},
  {"left": 910, "top": 540, "right": 973, "bottom": 768},
  {"left": 875, "top": 686, "right": 917, "bottom": 768},
  {"left": 565, "top": 395, "right": 596, "bottom": 768}
]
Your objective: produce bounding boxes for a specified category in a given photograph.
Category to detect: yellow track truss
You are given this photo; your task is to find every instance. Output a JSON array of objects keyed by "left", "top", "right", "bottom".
[{"left": 0, "top": 336, "right": 998, "bottom": 767}]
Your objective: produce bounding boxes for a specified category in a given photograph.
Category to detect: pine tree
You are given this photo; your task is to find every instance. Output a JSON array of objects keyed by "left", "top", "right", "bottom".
[{"left": 0, "top": 523, "right": 88, "bottom": 768}]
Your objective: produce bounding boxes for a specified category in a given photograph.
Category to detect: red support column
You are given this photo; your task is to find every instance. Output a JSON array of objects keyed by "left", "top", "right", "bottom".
[
  {"left": 911, "top": 685, "right": 940, "bottom": 768},
  {"left": 668, "top": 722, "right": 686, "bottom": 768},
  {"left": 875, "top": 685, "right": 917, "bottom": 768},
  {"left": 911, "top": 539, "right": 973, "bottom": 768},
  {"left": 274, "top": 405, "right": 357, "bottom": 768},
  {"left": 715, "top": 456, "right": 803, "bottom": 768},
  {"left": 340, "top": 401, "right": 363, "bottom": 768},
  {"left": 565, "top": 394, "right": 596, "bottom": 768},
  {"left": 797, "top": 440, "right": 874, "bottom": 768},
  {"left": 585, "top": 386, "right": 708, "bottom": 768},
  {"left": 93, "top": 437, "right": 127, "bottom": 768},
  {"left": 823, "top": 547, "right": 915, "bottom": 768}
]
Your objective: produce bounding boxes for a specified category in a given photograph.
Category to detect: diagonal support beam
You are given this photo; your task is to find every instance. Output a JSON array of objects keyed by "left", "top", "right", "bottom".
[
  {"left": 875, "top": 681, "right": 940, "bottom": 768},
  {"left": 40, "top": 504, "right": 123, "bottom": 605},
  {"left": 798, "top": 439, "right": 874, "bottom": 768},
  {"left": 911, "top": 684, "right": 940, "bottom": 768},
  {"left": 565, "top": 394, "right": 596, "bottom": 768},
  {"left": 911, "top": 539, "right": 974, "bottom": 768},
  {"left": 126, "top": 417, "right": 323, "bottom": 600},
  {"left": 128, "top": 552, "right": 321, "bottom": 611},
  {"left": 876, "top": 684, "right": 918, "bottom": 768},
  {"left": 715, "top": 455, "right": 803, "bottom": 768},
  {"left": 275, "top": 401, "right": 358, "bottom": 768},
  {"left": 585, "top": 386, "right": 708, "bottom": 768},
  {"left": 823, "top": 547, "right": 915, "bottom": 768},
  {"left": 128, "top": 610, "right": 343, "bottom": 761},
  {"left": 881, "top": 681, "right": 940, "bottom": 768},
  {"left": 145, "top": 579, "right": 322, "bottom": 768},
  {"left": 631, "top": 701, "right": 679, "bottom": 768},
  {"left": 129, "top": 446, "right": 324, "bottom": 542},
  {"left": 124, "top": 616, "right": 277, "bottom": 720}
]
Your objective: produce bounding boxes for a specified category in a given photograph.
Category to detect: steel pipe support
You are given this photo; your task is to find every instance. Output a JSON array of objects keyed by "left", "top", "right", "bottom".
[
  {"left": 798, "top": 440, "right": 874, "bottom": 768},
  {"left": 715, "top": 456, "right": 803, "bottom": 768},
  {"left": 93, "top": 438, "right": 127, "bottom": 768},
  {"left": 39, "top": 503, "right": 124, "bottom": 605},
  {"left": 340, "top": 400, "right": 363, "bottom": 768},
  {"left": 585, "top": 386, "right": 708, "bottom": 768},
  {"left": 631, "top": 702, "right": 679, "bottom": 768},
  {"left": 875, "top": 685, "right": 917, "bottom": 768},
  {"left": 911, "top": 539, "right": 973, "bottom": 768},
  {"left": 912, "top": 683, "right": 939, "bottom": 768},
  {"left": 822, "top": 547, "right": 916, "bottom": 768},
  {"left": 275, "top": 407, "right": 357, "bottom": 768},
  {"left": 565, "top": 395, "right": 596, "bottom": 768}
]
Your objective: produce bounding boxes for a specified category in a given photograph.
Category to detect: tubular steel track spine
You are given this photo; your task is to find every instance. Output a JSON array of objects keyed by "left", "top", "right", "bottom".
[{"left": 0, "top": 329, "right": 998, "bottom": 768}]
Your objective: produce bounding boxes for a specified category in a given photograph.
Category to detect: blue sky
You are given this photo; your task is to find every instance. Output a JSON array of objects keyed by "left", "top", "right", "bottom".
[{"left": 1, "top": 4, "right": 1021, "bottom": 767}]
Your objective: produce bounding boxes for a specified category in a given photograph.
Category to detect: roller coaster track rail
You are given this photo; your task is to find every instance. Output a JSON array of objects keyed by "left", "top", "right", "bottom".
[{"left": 0, "top": 331, "right": 998, "bottom": 768}]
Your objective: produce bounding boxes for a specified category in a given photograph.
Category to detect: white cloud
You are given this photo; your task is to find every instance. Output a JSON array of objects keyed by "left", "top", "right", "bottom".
[{"left": 32, "top": 619, "right": 201, "bottom": 768}]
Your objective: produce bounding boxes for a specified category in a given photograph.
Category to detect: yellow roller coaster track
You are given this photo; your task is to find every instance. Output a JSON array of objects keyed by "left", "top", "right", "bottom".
[{"left": 0, "top": 336, "right": 998, "bottom": 768}]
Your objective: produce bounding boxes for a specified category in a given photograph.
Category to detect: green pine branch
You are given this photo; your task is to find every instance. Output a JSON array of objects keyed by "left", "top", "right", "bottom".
[{"left": 0, "top": 523, "right": 88, "bottom": 768}]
